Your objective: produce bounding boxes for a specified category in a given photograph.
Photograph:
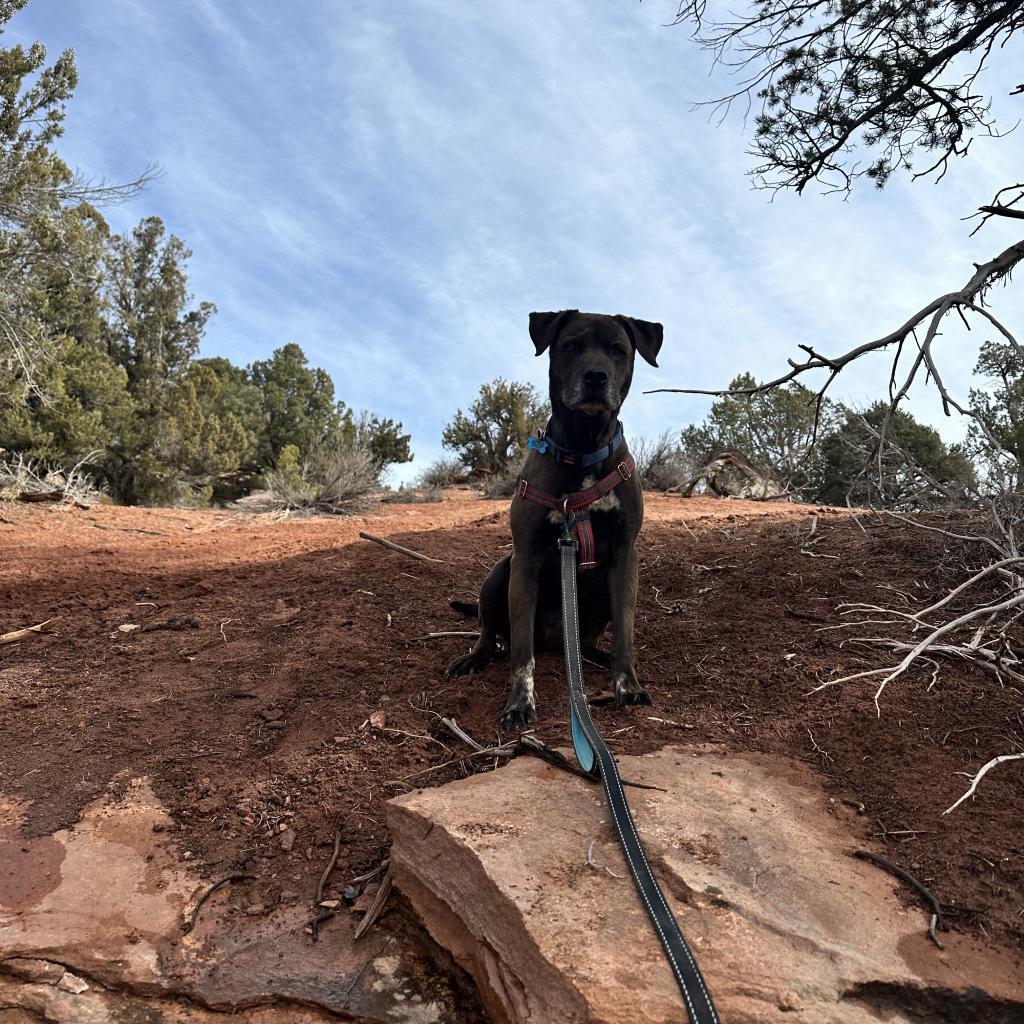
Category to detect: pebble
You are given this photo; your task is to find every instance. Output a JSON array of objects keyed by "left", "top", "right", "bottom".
[
  {"left": 57, "top": 972, "right": 89, "bottom": 994},
  {"left": 279, "top": 828, "right": 297, "bottom": 852}
]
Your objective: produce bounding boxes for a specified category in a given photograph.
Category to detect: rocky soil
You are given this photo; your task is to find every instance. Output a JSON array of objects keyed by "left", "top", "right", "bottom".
[{"left": 1, "top": 492, "right": 1021, "bottom": 1018}]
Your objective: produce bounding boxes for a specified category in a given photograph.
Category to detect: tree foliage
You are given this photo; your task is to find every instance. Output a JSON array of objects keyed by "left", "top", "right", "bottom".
[
  {"left": 0, "top": 2, "right": 411, "bottom": 507},
  {"left": 680, "top": 372, "right": 838, "bottom": 490},
  {"left": 818, "top": 401, "right": 975, "bottom": 507},
  {"left": 441, "top": 378, "right": 548, "bottom": 474},
  {"left": 673, "top": 0, "right": 1024, "bottom": 194}
]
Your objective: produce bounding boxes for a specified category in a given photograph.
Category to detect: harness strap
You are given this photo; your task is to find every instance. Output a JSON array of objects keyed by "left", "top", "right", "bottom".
[
  {"left": 559, "top": 535, "right": 719, "bottom": 1024},
  {"left": 517, "top": 452, "right": 636, "bottom": 572}
]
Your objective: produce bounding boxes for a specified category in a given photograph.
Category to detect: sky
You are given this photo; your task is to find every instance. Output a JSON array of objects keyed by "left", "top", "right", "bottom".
[{"left": 13, "top": 1, "right": 1024, "bottom": 482}]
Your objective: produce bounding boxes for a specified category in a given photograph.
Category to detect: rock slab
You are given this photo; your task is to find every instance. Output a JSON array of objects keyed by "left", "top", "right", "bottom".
[{"left": 387, "top": 745, "right": 1024, "bottom": 1024}]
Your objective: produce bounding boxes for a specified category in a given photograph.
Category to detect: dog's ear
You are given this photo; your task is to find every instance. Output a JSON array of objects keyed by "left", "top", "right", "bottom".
[
  {"left": 616, "top": 315, "right": 663, "bottom": 367},
  {"left": 529, "top": 310, "right": 577, "bottom": 356}
]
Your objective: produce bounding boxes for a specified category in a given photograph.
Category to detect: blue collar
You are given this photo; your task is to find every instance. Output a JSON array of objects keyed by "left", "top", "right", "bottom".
[{"left": 527, "top": 420, "right": 625, "bottom": 468}]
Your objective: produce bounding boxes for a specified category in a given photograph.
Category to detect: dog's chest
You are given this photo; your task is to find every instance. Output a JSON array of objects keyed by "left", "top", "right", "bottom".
[{"left": 544, "top": 474, "right": 622, "bottom": 526}]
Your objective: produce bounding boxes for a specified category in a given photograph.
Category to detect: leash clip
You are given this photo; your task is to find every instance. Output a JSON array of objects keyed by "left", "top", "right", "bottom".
[{"left": 616, "top": 460, "right": 630, "bottom": 481}]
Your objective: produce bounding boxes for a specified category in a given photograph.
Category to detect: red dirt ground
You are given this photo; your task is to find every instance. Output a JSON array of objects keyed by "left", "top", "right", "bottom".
[{"left": 1, "top": 492, "right": 1022, "bottom": 959}]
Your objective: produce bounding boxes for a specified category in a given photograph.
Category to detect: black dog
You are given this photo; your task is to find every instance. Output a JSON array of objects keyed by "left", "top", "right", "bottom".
[{"left": 447, "top": 310, "right": 662, "bottom": 729}]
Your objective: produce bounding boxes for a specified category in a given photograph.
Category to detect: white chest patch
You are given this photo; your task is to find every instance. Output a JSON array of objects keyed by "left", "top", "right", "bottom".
[{"left": 546, "top": 475, "right": 621, "bottom": 524}]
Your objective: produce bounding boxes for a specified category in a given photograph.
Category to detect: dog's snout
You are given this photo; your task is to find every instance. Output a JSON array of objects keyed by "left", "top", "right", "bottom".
[{"left": 583, "top": 369, "right": 609, "bottom": 390}]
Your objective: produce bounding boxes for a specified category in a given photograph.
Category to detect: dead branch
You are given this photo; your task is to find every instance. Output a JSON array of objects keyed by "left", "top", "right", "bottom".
[
  {"left": 852, "top": 850, "right": 944, "bottom": 948},
  {"left": 359, "top": 531, "right": 442, "bottom": 563},
  {"left": 353, "top": 866, "right": 393, "bottom": 940},
  {"left": 646, "top": 237, "right": 1024, "bottom": 456},
  {"left": 316, "top": 833, "right": 342, "bottom": 905},
  {"left": 183, "top": 873, "right": 254, "bottom": 935},
  {"left": 440, "top": 717, "right": 485, "bottom": 751},
  {"left": 943, "top": 752, "right": 1024, "bottom": 814},
  {"left": 16, "top": 489, "right": 63, "bottom": 503},
  {"left": 0, "top": 616, "right": 61, "bottom": 646}
]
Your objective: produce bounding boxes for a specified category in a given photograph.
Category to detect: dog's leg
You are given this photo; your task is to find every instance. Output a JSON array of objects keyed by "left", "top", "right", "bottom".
[
  {"left": 608, "top": 545, "right": 652, "bottom": 708},
  {"left": 501, "top": 552, "right": 544, "bottom": 730},
  {"left": 446, "top": 557, "right": 509, "bottom": 678}
]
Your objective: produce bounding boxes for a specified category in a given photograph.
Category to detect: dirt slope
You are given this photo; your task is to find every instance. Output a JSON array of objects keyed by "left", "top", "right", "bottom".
[{"left": 1, "top": 492, "right": 1021, "bottom": 961}]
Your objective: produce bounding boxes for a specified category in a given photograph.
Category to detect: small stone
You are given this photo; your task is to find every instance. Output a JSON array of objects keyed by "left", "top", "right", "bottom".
[
  {"left": 360, "top": 710, "right": 388, "bottom": 731},
  {"left": 266, "top": 721, "right": 286, "bottom": 730},
  {"left": 57, "top": 971, "right": 89, "bottom": 994},
  {"left": 116, "top": 623, "right": 141, "bottom": 633},
  {"left": 319, "top": 898, "right": 341, "bottom": 909},
  {"left": 279, "top": 828, "right": 296, "bottom": 852},
  {"left": 260, "top": 707, "right": 284, "bottom": 722}
]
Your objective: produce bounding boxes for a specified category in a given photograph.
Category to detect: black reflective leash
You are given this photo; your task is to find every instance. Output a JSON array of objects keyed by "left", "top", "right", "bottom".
[{"left": 558, "top": 529, "right": 720, "bottom": 1024}]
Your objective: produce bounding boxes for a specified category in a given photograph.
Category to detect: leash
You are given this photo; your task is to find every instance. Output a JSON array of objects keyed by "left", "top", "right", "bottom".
[
  {"left": 558, "top": 531, "right": 719, "bottom": 1023},
  {"left": 516, "top": 441, "right": 718, "bottom": 1023}
]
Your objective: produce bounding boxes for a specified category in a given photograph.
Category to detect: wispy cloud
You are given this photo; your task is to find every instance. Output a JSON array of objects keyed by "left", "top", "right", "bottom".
[{"left": 16, "top": 0, "right": 1023, "bottom": 478}]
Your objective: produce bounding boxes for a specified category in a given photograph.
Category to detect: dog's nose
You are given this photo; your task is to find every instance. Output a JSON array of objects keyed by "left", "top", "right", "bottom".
[{"left": 583, "top": 369, "right": 608, "bottom": 390}]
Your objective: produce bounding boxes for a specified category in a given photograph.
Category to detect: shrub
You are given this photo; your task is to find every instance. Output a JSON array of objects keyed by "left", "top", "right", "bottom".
[
  {"left": 632, "top": 432, "right": 695, "bottom": 491},
  {"left": 266, "top": 439, "right": 381, "bottom": 514},
  {"left": 416, "top": 456, "right": 466, "bottom": 489}
]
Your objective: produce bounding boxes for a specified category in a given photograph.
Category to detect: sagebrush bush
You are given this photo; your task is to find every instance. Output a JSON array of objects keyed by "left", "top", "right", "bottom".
[
  {"left": 416, "top": 456, "right": 466, "bottom": 489},
  {"left": 632, "top": 432, "right": 695, "bottom": 491},
  {"left": 266, "top": 440, "right": 381, "bottom": 514},
  {"left": 482, "top": 467, "right": 520, "bottom": 499}
]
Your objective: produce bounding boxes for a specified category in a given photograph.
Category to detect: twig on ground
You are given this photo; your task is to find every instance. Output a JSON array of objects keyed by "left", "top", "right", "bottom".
[
  {"left": 423, "top": 630, "right": 480, "bottom": 639},
  {"left": 853, "top": 850, "right": 944, "bottom": 947},
  {"left": 943, "top": 752, "right": 1024, "bottom": 815},
  {"left": 317, "top": 833, "right": 342, "bottom": 905},
  {"left": 1, "top": 616, "right": 61, "bottom": 646},
  {"left": 353, "top": 865, "right": 393, "bottom": 940},
  {"left": 183, "top": 873, "right": 254, "bottom": 934},
  {"left": 440, "top": 717, "right": 485, "bottom": 751},
  {"left": 359, "top": 532, "right": 442, "bottom": 563},
  {"left": 340, "top": 927, "right": 401, "bottom": 1008},
  {"left": 348, "top": 859, "right": 390, "bottom": 887},
  {"left": 586, "top": 838, "right": 625, "bottom": 879}
]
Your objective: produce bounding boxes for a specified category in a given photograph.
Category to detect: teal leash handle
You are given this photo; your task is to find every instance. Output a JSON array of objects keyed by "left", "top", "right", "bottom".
[{"left": 558, "top": 534, "right": 720, "bottom": 1024}]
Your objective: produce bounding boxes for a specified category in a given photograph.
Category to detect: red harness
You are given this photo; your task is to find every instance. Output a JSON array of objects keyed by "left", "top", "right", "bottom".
[{"left": 517, "top": 452, "right": 636, "bottom": 570}]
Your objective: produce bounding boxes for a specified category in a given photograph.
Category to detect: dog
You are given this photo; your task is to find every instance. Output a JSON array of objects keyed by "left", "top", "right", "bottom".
[{"left": 446, "top": 310, "right": 663, "bottom": 729}]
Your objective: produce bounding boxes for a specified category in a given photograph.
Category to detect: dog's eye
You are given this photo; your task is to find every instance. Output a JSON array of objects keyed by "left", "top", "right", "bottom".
[{"left": 611, "top": 346, "right": 627, "bottom": 361}]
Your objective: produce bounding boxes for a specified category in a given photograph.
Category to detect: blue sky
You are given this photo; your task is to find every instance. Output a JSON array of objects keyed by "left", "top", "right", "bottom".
[{"left": 15, "top": 1, "right": 1024, "bottom": 482}]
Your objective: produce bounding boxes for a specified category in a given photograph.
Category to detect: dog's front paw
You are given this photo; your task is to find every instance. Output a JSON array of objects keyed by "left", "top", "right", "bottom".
[
  {"left": 613, "top": 671, "right": 653, "bottom": 709},
  {"left": 500, "top": 697, "right": 537, "bottom": 732},
  {"left": 446, "top": 650, "right": 489, "bottom": 678}
]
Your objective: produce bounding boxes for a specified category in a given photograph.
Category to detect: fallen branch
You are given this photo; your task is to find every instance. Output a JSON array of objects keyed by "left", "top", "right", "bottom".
[
  {"left": 183, "top": 873, "right": 254, "bottom": 935},
  {"left": 1, "top": 616, "right": 61, "bottom": 646},
  {"left": 423, "top": 630, "right": 480, "bottom": 639},
  {"left": 853, "top": 850, "right": 944, "bottom": 949},
  {"left": 359, "top": 531, "right": 441, "bottom": 563},
  {"left": 353, "top": 865, "right": 393, "bottom": 940},
  {"left": 440, "top": 717, "right": 485, "bottom": 751},
  {"left": 16, "top": 490, "right": 63, "bottom": 503},
  {"left": 316, "top": 832, "right": 342, "bottom": 905},
  {"left": 943, "top": 752, "right": 1024, "bottom": 815}
]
